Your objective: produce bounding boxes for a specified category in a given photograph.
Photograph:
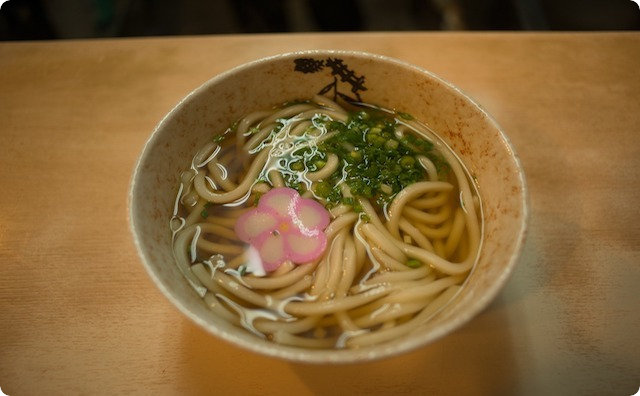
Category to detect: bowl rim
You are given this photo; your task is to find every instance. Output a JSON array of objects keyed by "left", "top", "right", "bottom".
[{"left": 128, "top": 49, "right": 529, "bottom": 363}]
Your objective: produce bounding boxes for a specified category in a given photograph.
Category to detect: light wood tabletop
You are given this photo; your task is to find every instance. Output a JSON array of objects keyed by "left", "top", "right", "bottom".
[{"left": 1, "top": 32, "right": 639, "bottom": 396}]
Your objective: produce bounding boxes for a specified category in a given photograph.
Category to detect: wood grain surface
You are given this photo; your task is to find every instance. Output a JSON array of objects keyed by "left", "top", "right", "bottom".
[{"left": 0, "top": 32, "right": 638, "bottom": 396}]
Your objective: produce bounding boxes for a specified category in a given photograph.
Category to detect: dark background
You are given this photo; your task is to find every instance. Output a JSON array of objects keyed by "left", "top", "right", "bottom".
[{"left": 1, "top": 0, "right": 639, "bottom": 41}]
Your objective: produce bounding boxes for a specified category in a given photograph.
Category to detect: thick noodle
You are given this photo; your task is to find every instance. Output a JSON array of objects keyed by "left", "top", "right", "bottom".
[{"left": 170, "top": 95, "right": 483, "bottom": 349}]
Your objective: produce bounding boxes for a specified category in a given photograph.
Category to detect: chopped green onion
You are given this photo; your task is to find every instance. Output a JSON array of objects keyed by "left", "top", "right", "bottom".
[
  {"left": 290, "top": 161, "right": 304, "bottom": 171},
  {"left": 385, "top": 139, "right": 399, "bottom": 150},
  {"left": 406, "top": 259, "right": 422, "bottom": 268},
  {"left": 398, "top": 112, "right": 414, "bottom": 120},
  {"left": 342, "top": 197, "right": 355, "bottom": 206},
  {"left": 400, "top": 155, "right": 416, "bottom": 169},
  {"left": 314, "top": 181, "right": 332, "bottom": 198}
]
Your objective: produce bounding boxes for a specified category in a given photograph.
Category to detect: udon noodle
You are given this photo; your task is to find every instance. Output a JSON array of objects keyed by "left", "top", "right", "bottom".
[{"left": 170, "top": 95, "right": 482, "bottom": 349}]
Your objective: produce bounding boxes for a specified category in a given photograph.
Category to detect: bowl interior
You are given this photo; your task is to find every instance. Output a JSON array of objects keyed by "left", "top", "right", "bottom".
[{"left": 129, "top": 50, "right": 527, "bottom": 363}]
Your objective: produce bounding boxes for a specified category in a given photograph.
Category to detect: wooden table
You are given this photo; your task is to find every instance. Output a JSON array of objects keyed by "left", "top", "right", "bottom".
[{"left": 1, "top": 32, "right": 638, "bottom": 396}]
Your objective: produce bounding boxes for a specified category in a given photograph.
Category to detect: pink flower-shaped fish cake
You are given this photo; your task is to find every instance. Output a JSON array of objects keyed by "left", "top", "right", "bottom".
[{"left": 235, "top": 187, "right": 330, "bottom": 272}]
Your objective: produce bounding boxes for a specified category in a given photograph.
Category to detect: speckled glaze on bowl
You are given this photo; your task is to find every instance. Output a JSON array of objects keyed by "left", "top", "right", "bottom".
[{"left": 129, "top": 50, "right": 528, "bottom": 363}]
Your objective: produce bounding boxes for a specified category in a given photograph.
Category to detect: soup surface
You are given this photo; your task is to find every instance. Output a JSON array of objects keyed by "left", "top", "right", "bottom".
[{"left": 170, "top": 95, "right": 482, "bottom": 349}]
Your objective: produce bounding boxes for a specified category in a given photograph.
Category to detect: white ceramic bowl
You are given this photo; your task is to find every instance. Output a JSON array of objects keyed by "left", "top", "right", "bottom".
[{"left": 129, "top": 50, "right": 528, "bottom": 363}]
